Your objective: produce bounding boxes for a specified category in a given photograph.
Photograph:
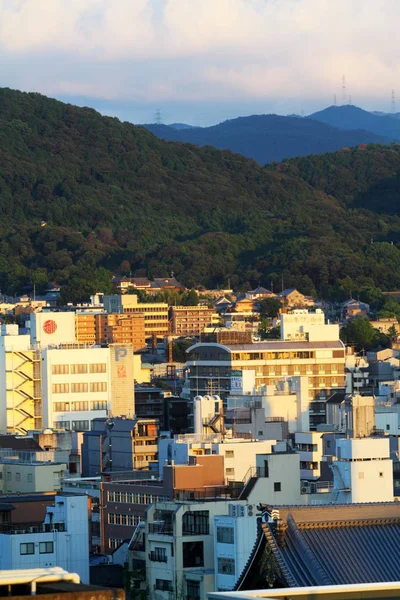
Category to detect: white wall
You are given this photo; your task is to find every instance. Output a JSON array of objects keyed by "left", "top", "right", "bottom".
[
  {"left": 42, "top": 347, "right": 111, "bottom": 430},
  {"left": 30, "top": 312, "right": 76, "bottom": 347}
]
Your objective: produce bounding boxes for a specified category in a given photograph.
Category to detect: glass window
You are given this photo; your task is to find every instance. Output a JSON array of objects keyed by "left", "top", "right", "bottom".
[
  {"left": 52, "top": 365, "right": 69, "bottom": 375},
  {"left": 274, "top": 482, "right": 281, "bottom": 492},
  {"left": 155, "top": 580, "right": 173, "bottom": 592},
  {"left": 90, "top": 363, "right": 107, "bottom": 373},
  {"left": 182, "top": 511, "right": 209, "bottom": 536},
  {"left": 182, "top": 541, "right": 204, "bottom": 568},
  {"left": 52, "top": 383, "right": 69, "bottom": 394},
  {"left": 186, "top": 580, "right": 200, "bottom": 600},
  {"left": 39, "top": 542, "right": 54, "bottom": 554},
  {"left": 71, "top": 420, "right": 89, "bottom": 431},
  {"left": 90, "top": 382, "right": 107, "bottom": 392},
  {"left": 71, "top": 364, "right": 88, "bottom": 374},
  {"left": 20, "top": 543, "right": 34, "bottom": 555},
  {"left": 71, "top": 383, "right": 88, "bottom": 393},
  {"left": 216, "top": 527, "right": 234, "bottom": 544},
  {"left": 217, "top": 557, "right": 235, "bottom": 575}
]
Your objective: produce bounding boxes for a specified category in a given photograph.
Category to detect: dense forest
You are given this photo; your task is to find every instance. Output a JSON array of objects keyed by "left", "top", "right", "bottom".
[{"left": 2, "top": 88, "right": 400, "bottom": 303}]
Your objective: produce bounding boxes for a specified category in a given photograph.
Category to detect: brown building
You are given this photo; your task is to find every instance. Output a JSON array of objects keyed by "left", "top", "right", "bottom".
[
  {"left": 75, "top": 313, "right": 146, "bottom": 350},
  {"left": 169, "top": 305, "right": 219, "bottom": 337},
  {"left": 101, "top": 455, "right": 228, "bottom": 552}
]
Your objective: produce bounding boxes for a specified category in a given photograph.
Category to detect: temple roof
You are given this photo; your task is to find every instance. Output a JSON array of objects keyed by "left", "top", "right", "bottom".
[{"left": 237, "top": 504, "right": 400, "bottom": 590}]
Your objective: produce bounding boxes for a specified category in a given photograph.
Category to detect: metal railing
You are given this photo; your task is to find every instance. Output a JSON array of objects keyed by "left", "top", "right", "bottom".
[{"left": 0, "top": 521, "right": 66, "bottom": 535}]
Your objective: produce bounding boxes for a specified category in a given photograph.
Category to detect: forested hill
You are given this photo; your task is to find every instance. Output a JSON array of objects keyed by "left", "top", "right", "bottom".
[
  {"left": 1, "top": 87, "right": 400, "bottom": 303},
  {"left": 144, "top": 115, "right": 389, "bottom": 165}
]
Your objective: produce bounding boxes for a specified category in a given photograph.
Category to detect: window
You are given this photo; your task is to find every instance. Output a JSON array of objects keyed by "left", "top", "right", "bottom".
[
  {"left": 71, "top": 364, "right": 88, "bottom": 374},
  {"left": 155, "top": 580, "right": 173, "bottom": 592},
  {"left": 379, "top": 472, "right": 384, "bottom": 478},
  {"left": 182, "top": 541, "right": 204, "bottom": 568},
  {"left": 358, "top": 472, "right": 364, "bottom": 480},
  {"left": 182, "top": 511, "right": 209, "bottom": 535},
  {"left": 226, "top": 468, "right": 235, "bottom": 476},
  {"left": 20, "top": 543, "right": 34, "bottom": 555},
  {"left": 39, "top": 541, "right": 54, "bottom": 554},
  {"left": 52, "top": 365, "right": 69, "bottom": 375},
  {"left": 109, "top": 538, "right": 122, "bottom": 549},
  {"left": 274, "top": 482, "right": 281, "bottom": 492},
  {"left": 72, "top": 401, "right": 89, "bottom": 411},
  {"left": 186, "top": 580, "right": 200, "bottom": 600},
  {"left": 150, "top": 547, "right": 167, "bottom": 562},
  {"left": 264, "top": 460, "right": 269, "bottom": 478},
  {"left": 52, "top": 383, "right": 69, "bottom": 394},
  {"left": 53, "top": 421, "right": 70, "bottom": 430},
  {"left": 217, "top": 557, "right": 235, "bottom": 575},
  {"left": 71, "top": 383, "right": 88, "bottom": 393},
  {"left": 225, "top": 450, "right": 234, "bottom": 458},
  {"left": 71, "top": 420, "right": 89, "bottom": 431},
  {"left": 216, "top": 527, "right": 234, "bottom": 544},
  {"left": 54, "top": 402, "right": 70, "bottom": 412},
  {"left": 90, "top": 382, "right": 107, "bottom": 392},
  {"left": 92, "top": 400, "right": 108, "bottom": 411},
  {"left": 27, "top": 473, "right": 33, "bottom": 483},
  {"left": 15, "top": 473, "right": 20, "bottom": 482},
  {"left": 90, "top": 363, "right": 107, "bottom": 373}
]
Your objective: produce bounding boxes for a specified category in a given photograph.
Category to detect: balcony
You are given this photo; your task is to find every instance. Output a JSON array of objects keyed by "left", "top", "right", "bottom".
[
  {"left": 0, "top": 522, "right": 66, "bottom": 535},
  {"left": 148, "top": 521, "right": 173, "bottom": 536}
]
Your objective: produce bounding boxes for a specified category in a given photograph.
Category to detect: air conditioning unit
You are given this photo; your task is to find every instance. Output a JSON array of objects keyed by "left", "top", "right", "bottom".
[
  {"left": 247, "top": 504, "right": 254, "bottom": 516},
  {"left": 301, "top": 486, "right": 309, "bottom": 494},
  {"left": 238, "top": 506, "right": 245, "bottom": 518},
  {"left": 229, "top": 504, "right": 238, "bottom": 517}
]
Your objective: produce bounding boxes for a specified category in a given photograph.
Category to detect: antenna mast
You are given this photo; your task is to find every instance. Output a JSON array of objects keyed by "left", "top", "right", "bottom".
[
  {"left": 154, "top": 108, "right": 162, "bottom": 125},
  {"left": 342, "top": 75, "right": 346, "bottom": 105},
  {"left": 392, "top": 90, "right": 396, "bottom": 114}
]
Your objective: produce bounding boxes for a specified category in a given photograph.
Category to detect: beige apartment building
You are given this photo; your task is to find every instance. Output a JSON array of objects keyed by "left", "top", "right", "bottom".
[
  {"left": 186, "top": 340, "right": 346, "bottom": 427},
  {"left": 75, "top": 313, "right": 146, "bottom": 350},
  {"left": 170, "top": 306, "right": 220, "bottom": 337},
  {"left": 103, "top": 295, "right": 169, "bottom": 340}
]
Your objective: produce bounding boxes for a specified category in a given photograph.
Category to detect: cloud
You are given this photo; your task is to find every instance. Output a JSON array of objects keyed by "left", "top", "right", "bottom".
[{"left": 0, "top": 0, "right": 399, "bottom": 117}]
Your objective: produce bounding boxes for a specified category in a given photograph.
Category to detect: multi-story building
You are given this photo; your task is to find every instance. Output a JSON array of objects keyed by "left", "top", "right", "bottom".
[
  {"left": 170, "top": 306, "right": 220, "bottom": 337},
  {"left": 75, "top": 313, "right": 146, "bottom": 351},
  {"left": 103, "top": 295, "right": 169, "bottom": 340},
  {"left": 0, "top": 493, "right": 89, "bottom": 582},
  {"left": 81, "top": 417, "right": 159, "bottom": 476},
  {"left": 186, "top": 314, "right": 346, "bottom": 427},
  {"left": 0, "top": 325, "right": 42, "bottom": 434},
  {"left": 0, "top": 459, "right": 67, "bottom": 494},
  {"left": 145, "top": 499, "right": 234, "bottom": 600},
  {"left": 159, "top": 434, "right": 276, "bottom": 482}
]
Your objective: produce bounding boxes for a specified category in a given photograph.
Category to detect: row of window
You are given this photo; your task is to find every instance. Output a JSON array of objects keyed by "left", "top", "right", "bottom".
[
  {"left": 53, "top": 420, "right": 89, "bottom": 431},
  {"left": 108, "top": 513, "right": 142, "bottom": 526},
  {"left": 52, "top": 382, "right": 108, "bottom": 393},
  {"left": 218, "top": 557, "right": 235, "bottom": 575},
  {"left": 107, "top": 491, "right": 169, "bottom": 504},
  {"left": 53, "top": 401, "right": 108, "bottom": 412},
  {"left": 216, "top": 527, "right": 234, "bottom": 544},
  {"left": 109, "top": 538, "right": 123, "bottom": 549},
  {"left": 52, "top": 363, "right": 107, "bottom": 375},
  {"left": 21, "top": 542, "right": 54, "bottom": 555}
]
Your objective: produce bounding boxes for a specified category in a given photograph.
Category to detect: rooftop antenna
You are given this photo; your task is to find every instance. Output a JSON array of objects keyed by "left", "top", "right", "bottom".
[
  {"left": 392, "top": 90, "right": 396, "bottom": 114},
  {"left": 349, "top": 94, "right": 352, "bottom": 105},
  {"left": 154, "top": 108, "right": 162, "bottom": 125},
  {"left": 342, "top": 75, "right": 346, "bottom": 105},
  {"left": 333, "top": 94, "right": 337, "bottom": 106}
]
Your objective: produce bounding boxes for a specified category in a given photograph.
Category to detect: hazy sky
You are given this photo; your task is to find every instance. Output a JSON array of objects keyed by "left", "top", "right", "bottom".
[{"left": 1, "top": 0, "right": 399, "bottom": 125}]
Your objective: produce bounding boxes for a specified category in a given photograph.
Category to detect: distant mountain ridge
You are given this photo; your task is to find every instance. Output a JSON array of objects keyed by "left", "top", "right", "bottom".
[
  {"left": 309, "top": 105, "right": 400, "bottom": 140},
  {"left": 144, "top": 114, "right": 389, "bottom": 165}
]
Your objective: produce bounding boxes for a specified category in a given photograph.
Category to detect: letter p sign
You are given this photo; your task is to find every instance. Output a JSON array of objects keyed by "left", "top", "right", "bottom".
[{"left": 115, "top": 347, "right": 127, "bottom": 362}]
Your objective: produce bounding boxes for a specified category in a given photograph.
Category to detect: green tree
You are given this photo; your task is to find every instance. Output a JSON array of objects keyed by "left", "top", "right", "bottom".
[
  {"left": 340, "top": 317, "right": 380, "bottom": 351},
  {"left": 259, "top": 298, "right": 281, "bottom": 318}
]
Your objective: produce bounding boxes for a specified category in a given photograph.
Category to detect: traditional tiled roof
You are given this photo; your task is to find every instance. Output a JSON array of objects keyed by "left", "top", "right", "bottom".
[{"left": 237, "top": 503, "right": 400, "bottom": 590}]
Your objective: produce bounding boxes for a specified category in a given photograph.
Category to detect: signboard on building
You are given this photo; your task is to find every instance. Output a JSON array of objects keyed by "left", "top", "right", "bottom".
[
  {"left": 231, "top": 369, "right": 243, "bottom": 391},
  {"left": 109, "top": 344, "right": 135, "bottom": 417},
  {"left": 30, "top": 312, "right": 76, "bottom": 347}
]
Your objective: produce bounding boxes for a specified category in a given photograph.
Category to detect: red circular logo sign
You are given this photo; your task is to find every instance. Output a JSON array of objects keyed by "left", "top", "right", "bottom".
[{"left": 43, "top": 319, "right": 57, "bottom": 335}]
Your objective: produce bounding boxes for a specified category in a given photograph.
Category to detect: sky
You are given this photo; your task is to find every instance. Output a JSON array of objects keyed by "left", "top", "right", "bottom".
[{"left": 0, "top": 0, "right": 400, "bottom": 126}]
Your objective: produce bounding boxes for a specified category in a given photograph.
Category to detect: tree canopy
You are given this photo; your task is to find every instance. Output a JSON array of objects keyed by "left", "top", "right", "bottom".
[{"left": 2, "top": 88, "right": 400, "bottom": 302}]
